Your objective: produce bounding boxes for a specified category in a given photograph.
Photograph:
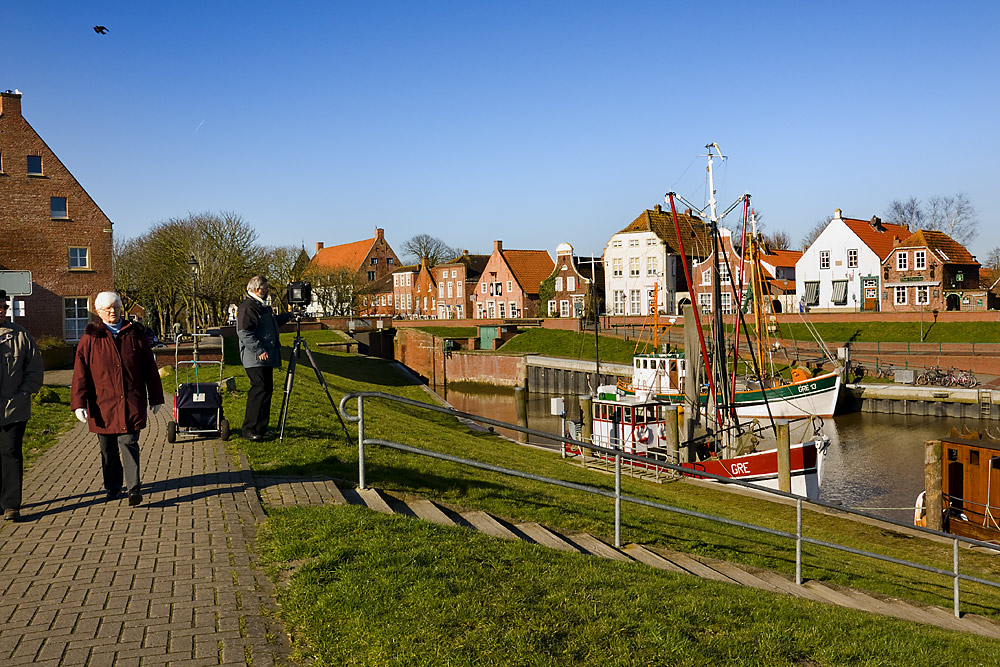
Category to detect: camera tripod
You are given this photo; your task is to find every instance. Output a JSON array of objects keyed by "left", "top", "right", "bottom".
[{"left": 277, "top": 315, "right": 350, "bottom": 442}]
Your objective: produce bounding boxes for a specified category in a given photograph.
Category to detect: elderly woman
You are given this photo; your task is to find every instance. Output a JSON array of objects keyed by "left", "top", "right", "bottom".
[{"left": 71, "top": 292, "right": 164, "bottom": 506}]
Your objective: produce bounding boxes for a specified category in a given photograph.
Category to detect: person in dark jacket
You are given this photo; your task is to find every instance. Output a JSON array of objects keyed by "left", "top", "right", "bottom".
[
  {"left": 237, "top": 276, "right": 293, "bottom": 441},
  {"left": 0, "top": 289, "right": 44, "bottom": 522},
  {"left": 71, "top": 292, "right": 164, "bottom": 506}
]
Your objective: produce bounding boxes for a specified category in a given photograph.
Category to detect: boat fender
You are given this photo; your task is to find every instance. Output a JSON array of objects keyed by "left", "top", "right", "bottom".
[{"left": 914, "top": 491, "right": 926, "bottom": 527}]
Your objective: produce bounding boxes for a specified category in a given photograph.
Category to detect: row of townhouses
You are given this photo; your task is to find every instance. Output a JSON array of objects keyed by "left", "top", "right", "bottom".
[{"left": 4, "top": 90, "right": 996, "bottom": 345}]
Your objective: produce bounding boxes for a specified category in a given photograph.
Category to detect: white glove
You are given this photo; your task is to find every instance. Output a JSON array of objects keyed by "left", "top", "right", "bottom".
[
  {"left": 75, "top": 408, "right": 89, "bottom": 423},
  {"left": 151, "top": 404, "right": 163, "bottom": 415}
]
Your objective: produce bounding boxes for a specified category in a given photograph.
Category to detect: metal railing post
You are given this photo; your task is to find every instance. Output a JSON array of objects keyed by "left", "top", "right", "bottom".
[
  {"left": 796, "top": 498, "right": 803, "bottom": 585},
  {"left": 954, "top": 538, "right": 960, "bottom": 618},
  {"left": 615, "top": 452, "right": 622, "bottom": 548},
  {"left": 358, "top": 395, "right": 366, "bottom": 490}
]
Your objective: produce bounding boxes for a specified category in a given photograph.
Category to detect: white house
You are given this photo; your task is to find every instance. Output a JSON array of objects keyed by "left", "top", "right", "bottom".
[
  {"left": 796, "top": 209, "right": 911, "bottom": 312},
  {"left": 603, "top": 204, "right": 712, "bottom": 316}
]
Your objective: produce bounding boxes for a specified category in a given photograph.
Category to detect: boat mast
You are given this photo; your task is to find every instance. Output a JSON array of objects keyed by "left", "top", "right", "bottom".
[{"left": 705, "top": 143, "right": 732, "bottom": 433}]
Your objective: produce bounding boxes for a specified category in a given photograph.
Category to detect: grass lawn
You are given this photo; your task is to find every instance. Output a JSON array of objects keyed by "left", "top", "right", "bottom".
[
  {"left": 212, "top": 330, "right": 1000, "bottom": 665},
  {"left": 24, "top": 385, "right": 77, "bottom": 468},
  {"left": 498, "top": 328, "right": 641, "bottom": 365},
  {"left": 258, "top": 506, "right": 999, "bottom": 667},
  {"left": 413, "top": 325, "right": 478, "bottom": 339}
]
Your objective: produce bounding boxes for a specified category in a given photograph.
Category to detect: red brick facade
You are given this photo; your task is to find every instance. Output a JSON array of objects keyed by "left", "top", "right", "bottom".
[
  {"left": 433, "top": 251, "right": 489, "bottom": 320},
  {"left": 880, "top": 230, "right": 989, "bottom": 312},
  {"left": 472, "top": 241, "right": 553, "bottom": 319},
  {"left": 0, "top": 91, "right": 113, "bottom": 341}
]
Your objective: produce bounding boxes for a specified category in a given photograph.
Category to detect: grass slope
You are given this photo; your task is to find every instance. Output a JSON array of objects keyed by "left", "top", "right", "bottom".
[
  {"left": 206, "top": 331, "right": 1000, "bottom": 665},
  {"left": 498, "top": 328, "right": 640, "bottom": 365}
]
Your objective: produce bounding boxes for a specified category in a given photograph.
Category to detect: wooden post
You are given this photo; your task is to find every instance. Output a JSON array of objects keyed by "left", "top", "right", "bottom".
[
  {"left": 776, "top": 420, "right": 791, "bottom": 493},
  {"left": 514, "top": 386, "right": 528, "bottom": 443},
  {"left": 579, "top": 394, "right": 593, "bottom": 455},
  {"left": 925, "top": 439, "right": 943, "bottom": 532},
  {"left": 664, "top": 405, "right": 680, "bottom": 466}
]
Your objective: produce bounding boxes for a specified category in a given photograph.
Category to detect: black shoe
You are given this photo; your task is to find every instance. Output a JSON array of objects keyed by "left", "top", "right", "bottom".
[
  {"left": 3, "top": 509, "right": 20, "bottom": 522},
  {"left": 107, "top": 488, "right": 122, "bottom": 501},
  {"left": 246, "top": 433, "right": 264, "bottom": 442},
  {"left": 128, "top": 488, "right": 143, "bottom": 506}
]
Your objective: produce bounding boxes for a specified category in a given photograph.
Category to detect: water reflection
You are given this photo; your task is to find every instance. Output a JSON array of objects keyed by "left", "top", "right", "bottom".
[{"left": 435, "top": 384, "right": 973, "bottom": 522}]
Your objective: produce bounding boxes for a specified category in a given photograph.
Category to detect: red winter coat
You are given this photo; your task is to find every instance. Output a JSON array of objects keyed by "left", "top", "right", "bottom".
[{"left": 71, "top": 321, "right": 165, "bottom": 434}]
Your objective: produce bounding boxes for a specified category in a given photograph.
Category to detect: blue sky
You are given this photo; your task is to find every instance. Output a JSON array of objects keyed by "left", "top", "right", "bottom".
[{"left": 6, "top": 1, "right": 999, "bottom": 260}]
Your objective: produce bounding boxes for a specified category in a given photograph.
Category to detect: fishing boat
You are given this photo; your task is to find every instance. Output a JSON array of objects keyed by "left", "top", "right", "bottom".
[
  {"left": 914, "top": 429, "right": 1000, "bottom": 544},
  {"left": 564, "top": 144, "right": 831, "bottom": 499},
  {"left": 565, "top": 384, "right": 827, "bottom": 498}
]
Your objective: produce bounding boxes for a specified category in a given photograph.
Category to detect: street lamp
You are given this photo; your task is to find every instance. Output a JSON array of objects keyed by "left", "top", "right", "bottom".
[{"left": 188, "top": 254, "right": 200, "bottom": 361}]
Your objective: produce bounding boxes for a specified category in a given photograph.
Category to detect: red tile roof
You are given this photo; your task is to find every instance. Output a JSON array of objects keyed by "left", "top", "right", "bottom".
[
  {"left": 503, "top": 250, "right": 554, "bottom": 293},
  {"left": 618, "top": 204, "right": 713, "bottom": 259},
  {"left": 761, "top": 248, "right": 802, "bottom": 268},
  {"left": 841, "top": 217, "right": 912, "bottom": 260},
  {"left": 310, "top": 236, "right": 376, "bottom": 272},
  {"left": 895, "top": 229, "right": 977, "bottom": 265}
]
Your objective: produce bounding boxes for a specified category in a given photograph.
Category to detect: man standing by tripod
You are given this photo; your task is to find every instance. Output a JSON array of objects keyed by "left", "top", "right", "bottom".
[{"left": 237, "top": 276, "right": 292, "bottom": 441}]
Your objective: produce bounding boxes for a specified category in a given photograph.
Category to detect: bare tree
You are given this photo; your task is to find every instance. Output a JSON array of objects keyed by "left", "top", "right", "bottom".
[
  {"left": 884, "top": 197, "right": 925, "bottom": 228},
  {"left": 884, "top": 193, "right": 978, "bottom": 244},
  {"left": 763, "top": 230, "right": 792, "bottom": 251},
  {"left": 800, "top": 217, "right": 832, "bottom": 251},
  {"left": 304, "top": 265, "right": 367, "bottom": 316},
  {"left": 982, "top": 247, "right": 1000, "bottom": 288},
  {"left": 926, "top": 193, "right": 978, "bottom": 244},
  {"left": 402, "top": 234, "right": 456, "bottom": 267}
]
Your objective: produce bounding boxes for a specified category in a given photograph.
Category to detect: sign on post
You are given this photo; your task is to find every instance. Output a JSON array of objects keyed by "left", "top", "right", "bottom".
[{"left": 0, "top": 270, "right": 32, "bottom": 296}]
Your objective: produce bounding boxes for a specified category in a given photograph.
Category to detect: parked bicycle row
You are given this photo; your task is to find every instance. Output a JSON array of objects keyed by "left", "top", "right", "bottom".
[{"left": 850, "top": 361, "right": 978, "bottom": 387}]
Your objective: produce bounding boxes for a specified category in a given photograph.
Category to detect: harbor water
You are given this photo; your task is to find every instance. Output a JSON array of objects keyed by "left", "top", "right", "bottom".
[{"left": 435, "top": 384, "right": 967, "bottom": 524}]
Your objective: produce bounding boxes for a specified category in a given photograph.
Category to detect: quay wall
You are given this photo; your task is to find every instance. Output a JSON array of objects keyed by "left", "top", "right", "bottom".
[{"left": 845, "top": 385, "right": 1000, "bottom": 420}]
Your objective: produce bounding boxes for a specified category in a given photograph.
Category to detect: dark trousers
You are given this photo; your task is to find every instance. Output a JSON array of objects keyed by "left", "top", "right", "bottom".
[
  {"left": 98, "top": 432, "right": 141, "bottom": 493},
  {"left": 0, "top": 421, "right": 27, "bottom": 511},
  {"left": 243, "top": 366, "right": 274, "bottom": 436}
]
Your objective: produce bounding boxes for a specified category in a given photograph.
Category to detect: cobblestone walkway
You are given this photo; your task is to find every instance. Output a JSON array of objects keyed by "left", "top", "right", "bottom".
[{"left": 0, "top": 411, "right": 288, "bottom": 666}]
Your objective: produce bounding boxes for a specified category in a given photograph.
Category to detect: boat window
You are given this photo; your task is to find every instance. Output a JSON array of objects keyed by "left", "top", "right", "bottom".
[
  {"left": 992, "top": 457, "right": 1000, "bottom": 470},
  {"left": 970, "top": 450, "right": 980, "bottom": 466},
  {"left": 948, "top": 448, "right": 958, "bottom": 461},
  {"left": 635, "top": 407, "right": 646, "bottom": 424},
  {"left": 622, "top": 407, "right": 632, "bottom": 422}
]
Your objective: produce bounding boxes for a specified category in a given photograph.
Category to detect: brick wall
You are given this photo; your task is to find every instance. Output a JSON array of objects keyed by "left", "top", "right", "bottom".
[
  {"left": 0, "top": 92, "right": 113, "bottom": 341},
  {"left": 395, "top": 327, "right": 525, "bottom": 387}
]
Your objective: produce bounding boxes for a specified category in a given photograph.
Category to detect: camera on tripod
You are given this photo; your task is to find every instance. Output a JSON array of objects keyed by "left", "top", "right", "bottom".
[{"left": 286, "top": 281, "right": 312, "bottom": 312}]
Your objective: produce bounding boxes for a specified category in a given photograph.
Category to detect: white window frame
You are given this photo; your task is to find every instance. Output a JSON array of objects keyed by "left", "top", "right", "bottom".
[
  {"left": 699, "top": 292, "right": 712, "bottom": 313},
  {"left": 701, "top": 268, "right": 711, "bottom": 286},
  {"left": 720, "top": 292, "right": 733, "bottom": 314},
  {"left": 69, "top": 246, "right": 89, "bottom": 270},
  {"left": 64, "top": 297, "right": 89, "bottom": 342},
  {"left": 507, "top": 280, "right": 513, "bottom": 293},
  {"left": 566, "top": 276, "right": 576, "bottom": 291},
  {"left": 457, "top": 282, "right": 463, "bottom": 297},
  {"left": 612, "top": 258, "right": 623, "bottom": 277},
  {"left": 915, "top": 250, "right": 926, "bottom": 270},
  {"left": 560, "top": 300, "right": 570, "bottom": 317},
  {"left": 916, "top": 285, "right": 929, "bottom": 305},
  {"left": 820, "top": 250, "right": 830, "bottom": 270},
  {"left": 629, "top": 257, "right": 640, "bottom": 277},
  {"left": 647, "top": 257, "right": 657, "bottom": 277},
  {"left": 629, "top": 289, "right": 641, "bottom": 315},
  {"left": 548, "top": 300, "right": 557, "bottom": 316},
  {"left": 498, "top": 302, "right": 506, "bottom": 318},
  {"left": 894, "top": 286, "right": 907, "bottom": 305},
  {"left": 847, "top": 249, "right": 858, "bottom": 268},
  {"left": 555, "top": 277, "right": 562, "bottom": 291},
  {"left": 613, "top": 290, "right": 625, "bottom": 315},
  {"left": 896, "top": 252, "right": 908, "bottom": 271}
]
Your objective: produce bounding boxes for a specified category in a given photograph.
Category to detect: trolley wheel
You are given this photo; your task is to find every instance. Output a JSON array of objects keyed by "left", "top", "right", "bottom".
[
  {"left": 166, "top": 421, "right": 177, "bottom": 443},
  {"left": 219, "top": 419, "right": 230, "bottom": 442}
]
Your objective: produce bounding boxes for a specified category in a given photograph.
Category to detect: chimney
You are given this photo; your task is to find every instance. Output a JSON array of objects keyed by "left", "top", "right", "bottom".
[
  {"left": 654, "top": 204, "right": 662, "bottom": 213},
  {"left": 375, "top": 228, "right": 384, "bottom": 240},
  {"left": 684, "top": 208, "right": 692, "bottom": 216},
  {"left": 316, "top": 242, "right": 324, "bottom": 253},
  {"left": 870, "top": 215, "right": 883, "bottom": 231},
  {"left": 833, "top": 209, "right": 842, "bottom": 219},
  {"left": 893, "top": 235, "right": 902, "bottom": 246},
  {"left": 0, "top": 90, "right": 23, "bottom": 117},
  {"left": 494, "top": 240, "right": 503, "bottom": 253},
  {"left": 463, "top": 249, "right": 469, "bottom": 256}
]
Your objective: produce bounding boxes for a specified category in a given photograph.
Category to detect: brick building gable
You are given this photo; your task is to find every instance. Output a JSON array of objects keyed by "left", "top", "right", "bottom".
[{"left": 0, "top": 91, "right": 114, "bottom": 340}]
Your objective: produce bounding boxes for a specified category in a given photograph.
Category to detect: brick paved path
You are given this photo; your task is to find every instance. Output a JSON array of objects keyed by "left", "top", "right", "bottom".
[{"left": 0, "top": 411, "right": 288, "bottom": 666}]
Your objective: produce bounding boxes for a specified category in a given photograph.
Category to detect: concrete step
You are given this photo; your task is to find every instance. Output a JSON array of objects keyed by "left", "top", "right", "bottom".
[
  {"left": 707, "top": 561, "right": 790, "bottom": 593},
  {"left": 752, "top": 571, "right": 833, "bottom": 604},
  {"left": 515, "top": 522, "right": 582, "bottom": 553},
  {"left": 406, "top": 498, "right": 457, "bottom": 527},
  {"left": 356, "top": 487, "right": 394, "bottom": 514},
  {"left": 462, "top": 511, "right": 520, "bottom": 540},
  {"left": 322, "top": 480, "right": 348, "bottom": 505},
  {"left": 643, "top": 546, "right": 737, "bottom": 584},
  {"left": 566, "top": 533, "right": 632, "bottom": 562},
  {"left": 957, "top": 613, "right": 1000, "bottom": 640},
  {"left": 622, "top": 544, "right": 689, "bottom": 575}
]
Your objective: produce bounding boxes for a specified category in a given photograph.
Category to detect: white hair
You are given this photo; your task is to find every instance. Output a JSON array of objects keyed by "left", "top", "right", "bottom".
[
  {"left": 247, "top": 276, "right": 268, "bottom": 293},
  {"left": 94, "top": 291, "right": 123, "bottom": 310}
]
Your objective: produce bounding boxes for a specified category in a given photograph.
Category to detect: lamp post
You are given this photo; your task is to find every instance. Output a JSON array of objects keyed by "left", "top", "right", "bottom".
[{"left": 188, "top": 254, "right": 200, "bottom": 362}]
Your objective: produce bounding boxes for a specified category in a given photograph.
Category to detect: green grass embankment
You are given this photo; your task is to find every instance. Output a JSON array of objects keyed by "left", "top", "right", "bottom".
[
  {"left": 24, "top": 385, "right": 77, "bottom": 468},
  {"left": 211, "top": 330, "right": 1000, "bottom": 665}
]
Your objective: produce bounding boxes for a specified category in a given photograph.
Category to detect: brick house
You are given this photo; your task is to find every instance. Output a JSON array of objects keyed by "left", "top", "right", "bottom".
[
  {"left": 306, "top": 228, "right": 400, "bottom": 315},
  {"left": 757, "top": 246, "right": 802, "bottom": 314},
  {"left": 0, "top": 90, "right": 114, "bottom": 341},
  {"left": 433, "top": 250, "right": 489, "bottom": 320},
  {"left": 880, "top": 229, "right": 989, "bottom": 312},
  {"left": 472, "top": 241, "right": 554, "bottom": 319},
  {"left": 603, "top": 204, "right": 712, "bottom": 316},
  {"left": 391, "top": 259, "right": 437, "bottom": 318},
  {"left": 360, "top": 272, "right": 395, "bottom": 316},
  {"left": 544, "top": 243, "right": 604, "bottom": 318},
  {"left": 690, "top": 228, "right": 747, "bottom": 315}
]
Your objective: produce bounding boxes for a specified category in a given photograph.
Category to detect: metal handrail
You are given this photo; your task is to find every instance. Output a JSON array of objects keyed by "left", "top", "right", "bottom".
[{"left": 338, "top": 391, "right": 1000, "bottom": 618}]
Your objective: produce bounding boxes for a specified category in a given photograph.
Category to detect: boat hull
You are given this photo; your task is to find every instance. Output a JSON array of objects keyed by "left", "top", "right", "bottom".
[{"left": 624, "top": 371, "right": 842, "bottom": 419}]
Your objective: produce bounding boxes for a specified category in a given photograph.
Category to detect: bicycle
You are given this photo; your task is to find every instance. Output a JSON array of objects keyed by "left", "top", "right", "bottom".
[
  {"left": 955, "top": 368, "right": 979, "bottom": 388},
  {"left": 876, "top": 363, "right": 896, "bottom": 379}
]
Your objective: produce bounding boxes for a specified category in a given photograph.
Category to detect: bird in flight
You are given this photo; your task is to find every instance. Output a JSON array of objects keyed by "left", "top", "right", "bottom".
[{"left": 94, "top": 26, "right": 109, "bottom": 34}]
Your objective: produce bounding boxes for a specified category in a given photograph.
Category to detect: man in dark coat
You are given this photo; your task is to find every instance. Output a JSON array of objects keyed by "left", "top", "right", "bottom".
[
  {"left": 0, "top": 290, "right": 44, "bottom": 521},
  {"left": 71, "top": 292, "right": 164, "bottom": 505},
  {"left": 237, "top": 276, "right": 292, "bottom": 441}
]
